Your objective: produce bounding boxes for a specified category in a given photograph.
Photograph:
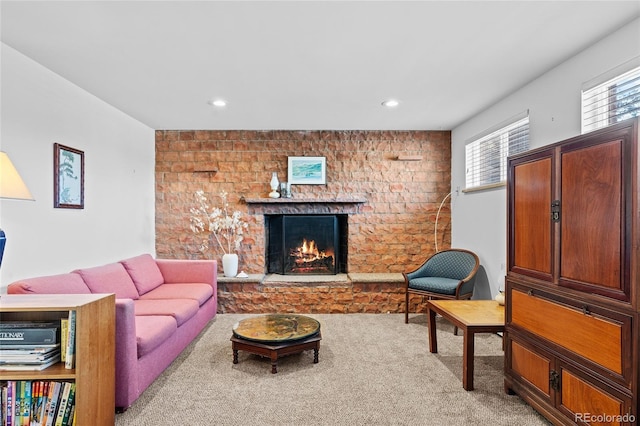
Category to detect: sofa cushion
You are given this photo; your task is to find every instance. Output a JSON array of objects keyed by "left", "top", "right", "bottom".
[
  {"left": 133, "top": 299, "right": 199, "bottom": 326},
  {"left": 138, "top": 283, "right": 213, "bottom": 306},
  {"left": 135, "top": 315, "right": 177, "bottom": 357},
  {"left": 74, "top": 263, "right": 140, "bottom": 299},
  {"left": 6, "top": 273, "right": 91, "bottom": 294},
  {"left": 120, "top": 254, "right": 165, "bottom": 296}
]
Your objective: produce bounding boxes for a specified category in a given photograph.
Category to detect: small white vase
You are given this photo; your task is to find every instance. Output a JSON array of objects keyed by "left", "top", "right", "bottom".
[
  {"left": 495, "top": 291, "right": 505, "bottom": 306},
  {"left": 222, "top": 253, "right": 239, "bottom": 277},
  {"left": 269, "top": 172, "right": 280, "bottom": 198}
]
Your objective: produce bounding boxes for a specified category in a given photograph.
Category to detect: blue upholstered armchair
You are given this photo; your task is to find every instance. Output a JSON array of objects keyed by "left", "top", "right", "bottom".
[{"left": 403, "top": 248, "right": 480, "bottom": 332}]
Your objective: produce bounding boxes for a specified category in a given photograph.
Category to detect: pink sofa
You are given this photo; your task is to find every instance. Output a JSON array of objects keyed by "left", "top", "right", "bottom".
[{"left": 6, "top": 254, "right": 217, "bottom": 411}]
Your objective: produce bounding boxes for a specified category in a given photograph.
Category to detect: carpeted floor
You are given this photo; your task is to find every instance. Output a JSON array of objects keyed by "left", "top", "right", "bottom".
[{"left": 115, "top": 314, "right": 551, "bottom": 425}]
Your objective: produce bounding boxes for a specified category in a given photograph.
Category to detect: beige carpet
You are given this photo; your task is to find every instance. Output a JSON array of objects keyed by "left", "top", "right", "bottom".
[{"left": 115, "top": 314, "right": 551, "bottom": 425}]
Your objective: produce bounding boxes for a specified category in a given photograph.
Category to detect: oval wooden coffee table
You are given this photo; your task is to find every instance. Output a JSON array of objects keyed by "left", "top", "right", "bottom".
[{"left": 231, "top": 314, "right": 321, "bottom": 373}]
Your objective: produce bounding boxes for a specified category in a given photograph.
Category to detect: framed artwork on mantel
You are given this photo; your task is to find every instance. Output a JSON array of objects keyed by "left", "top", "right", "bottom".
[
  {"left": 288, "top": 156, "right": 326, "bottom": 185},
  {"left": 54, "top": 143, "right": 84, "bottom": 209}
]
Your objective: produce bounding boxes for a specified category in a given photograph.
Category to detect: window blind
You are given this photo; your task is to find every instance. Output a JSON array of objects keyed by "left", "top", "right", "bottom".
[
  {"left": 582, "top": 65, "right": 640, "bottom": 133},
  {"left": 465, "top": 117, "right": 529, "bottom": 190}
]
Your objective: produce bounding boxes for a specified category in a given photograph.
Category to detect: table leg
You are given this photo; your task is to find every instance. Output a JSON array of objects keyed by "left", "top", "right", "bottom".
[
  {"left": 462, "top": 328, "right": 474, "bottom": 391},
  {"left": 428, "top": 306, "right": 438, "bottom": 353},
  {"left": 271, "top": 352, "right": 278, "bottom": 374},
  {"left": 313, "top": 346, "right": 319, "bottom": 363},
  {"left": 233, "top": 348, "right": 238, "bottom": 364}
]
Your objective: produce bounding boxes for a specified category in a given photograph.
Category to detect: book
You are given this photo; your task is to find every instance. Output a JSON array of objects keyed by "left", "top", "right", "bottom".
[
  {"left": 41, "top": 381, "right": 56, "bottom": 426},
  {"left": 0, "top": 322, "right": 59, "bottom": 346},
  {"left": 30, "top": 381, "right": 40, "bottom": 426},
  {"left": 44, "top": 382, "right": 62, "bottom": 426},
  {"left": 59, "top": 384, "right": 74, "bottom": 426},
  {"left": 22, "top": 380, "right": 32, "bottom": 426},
  {"left": 60, "top": 319, "right": 68, "bottom": 363},
  {"left": 64, "top": 312, "right": 76, "bottom": 370},
  {"left": 6, "top": 381, "right": 13, "bottom": 426},
  {"left": 0, "top": 349, "right": 61, "bottom": 364},
  {"left": 1, "top": 383, "right": 6, "bottom": 426},
  {"left": 0, "top": 355, "right": 60, "bottom": 371},
  {"left": 0, "top": 344, "right": 60, "bottom": 356},
  {"left": 53, "top": 383, "right": 71, "bottom": 426},
  {"left": 36, "top": 381, "right": 50, "bottom": 426},
  {"left": 0, "top": 343, "right": 59, "bottom": 350},
  {"left": 15, "top": 381, "right": 22, "bottom": 425},
  {"left": 32, "top": 380, "right": 47, "bottom": 426}
]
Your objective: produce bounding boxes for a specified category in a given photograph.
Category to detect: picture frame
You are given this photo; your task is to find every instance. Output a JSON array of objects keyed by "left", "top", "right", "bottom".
[
  {"left": 54, "top": 143, "right": 84, "bottom": 209},
  {"left": 288, "top": 156, "right": 326, "bottom": 185}
]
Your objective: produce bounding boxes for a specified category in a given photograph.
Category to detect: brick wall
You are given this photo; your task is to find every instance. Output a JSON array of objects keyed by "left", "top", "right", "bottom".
[
  {"left": 156, "top": 130, "right": 451, "bottom": 274},
  {"left": 155, "top": 130, "right": 451, "bottom": 313},
  {"left": 155, "top": 130, "right": 452, "bottom": 276}
]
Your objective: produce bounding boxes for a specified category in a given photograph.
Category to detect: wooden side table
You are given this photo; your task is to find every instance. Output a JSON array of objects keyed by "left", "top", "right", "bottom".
[{"left": 427, "top": 300, "right": 504, "bottom": 391}]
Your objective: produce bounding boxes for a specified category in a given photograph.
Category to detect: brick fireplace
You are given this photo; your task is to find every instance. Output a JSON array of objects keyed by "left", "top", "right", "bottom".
[
  {"left": 155, "top": 130, "right": 451, "bottom": 313},
  {"left": 266, "top": 214, "right": 346, "bottom": 275}
]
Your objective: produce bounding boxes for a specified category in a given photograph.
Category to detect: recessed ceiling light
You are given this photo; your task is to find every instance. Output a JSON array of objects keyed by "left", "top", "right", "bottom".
[
  {"left": 208, "top": 99, "right": 227, "bottom": 107},
  {"left": 382, "top": 99, "right": 399, "bottom": 108}
]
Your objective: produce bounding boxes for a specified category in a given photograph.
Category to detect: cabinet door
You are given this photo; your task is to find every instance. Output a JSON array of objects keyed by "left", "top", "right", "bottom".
[
  {"left": 509, "top": 284, "right": 633, "bottom": 387},
  {"left": 558, "top": 361, "right": 633, "bottom": 426},
  {"left": 559, "top": 128, "right": 633, "bottom": 302},
  {"left": 507, "top": 336, "right": 552, "bottom": 402},
  {"left": 508, "top": 150, "right": 554, "bottom": 281}
]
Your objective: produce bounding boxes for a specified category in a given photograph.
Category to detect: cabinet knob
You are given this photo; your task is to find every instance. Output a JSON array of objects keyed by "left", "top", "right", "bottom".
[
  {"left": 582, "top": 305, "right": 590, "bottom": 315},
  {"left": 527, "top": 289, "right": 534, "bottom": 296}
]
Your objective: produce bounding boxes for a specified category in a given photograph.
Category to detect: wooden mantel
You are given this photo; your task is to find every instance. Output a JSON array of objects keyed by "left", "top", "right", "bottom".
[
  {"left": 243, "top": 196, "right": 367, "bottom": 215},
  {"left": 243, "top": 197, "right": 367, "bottom": 205}
]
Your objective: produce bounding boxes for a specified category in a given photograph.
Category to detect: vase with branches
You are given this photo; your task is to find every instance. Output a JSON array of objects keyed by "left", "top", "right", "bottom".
[{"left": 189, "top": 190, "right": 248, "bottom": 276}]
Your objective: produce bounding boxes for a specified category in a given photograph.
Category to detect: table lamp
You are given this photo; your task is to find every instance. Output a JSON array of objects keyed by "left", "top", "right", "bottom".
[{"left": 0, "top": 151, "right": 34, "bottom": 269}]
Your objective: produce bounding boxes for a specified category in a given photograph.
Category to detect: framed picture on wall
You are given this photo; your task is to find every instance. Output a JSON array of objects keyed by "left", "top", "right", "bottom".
[
  {"left": 288, "top": 156, "right": 326, "bottom": 185},
  {"left": 54, "top": 143, "right": 84, "bottom": 209}
]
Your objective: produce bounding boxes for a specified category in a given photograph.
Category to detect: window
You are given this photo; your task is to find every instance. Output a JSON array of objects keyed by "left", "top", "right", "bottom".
[
  {"left": 465, "top": 116, "right": 529, "bottom": 191},
  {"left": 582, "top": 65, "right": 640, "bottom": 133}
]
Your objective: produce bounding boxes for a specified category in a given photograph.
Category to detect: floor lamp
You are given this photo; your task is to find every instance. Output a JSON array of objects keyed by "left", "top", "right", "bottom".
[{"left": 0, "top": 151, "right": 34, "bottom": 269}]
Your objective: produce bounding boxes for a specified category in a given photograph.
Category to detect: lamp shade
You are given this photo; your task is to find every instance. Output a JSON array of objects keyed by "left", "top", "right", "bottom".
[{"left": 0, "top": 151, "right": 33, "bottom": 200}]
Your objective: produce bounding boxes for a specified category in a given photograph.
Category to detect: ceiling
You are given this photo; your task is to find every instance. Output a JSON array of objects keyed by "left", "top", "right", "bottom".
[{"left": 1, "top": 1, "right": 639, "bottom": 131}]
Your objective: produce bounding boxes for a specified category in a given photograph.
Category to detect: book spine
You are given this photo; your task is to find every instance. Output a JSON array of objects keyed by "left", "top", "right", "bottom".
[
  {"left": 0, "top": 329, "right": 58, "bottom": 346},
  {"left": 53, "top": 383, "right": 70, "bottom": 426},
  {"left": 59, "top": 384, "right": 74, "bottom": 426},
  {"left": 6, "top": 381, "right": 13, "bottom": 426},
  {"left": 40, "top": 382, "right": 53, "bottom": 426},
  {"left": 15, "top": 381, "right": 23, "bottom": 426},
  {"left": 1, "top": 383, "right": 6, "bottom": 426},
  {"left": 22, "top": 380, "right": 32, "bottom": 426},
  {"left": 33, "top": 380, "right": 46, "bottom": 426},
  {"left": 37, "top": 381, "right": 49, "bottom": 426},
  {"left": 59, "top": 320, "right": 68, "bottom": 364},
  {"left": 30, "top": 381, "right": 40, "bottom": 426},
  {"left": 64, "top": 312, "right": 75, "bottom": 370},
  {"left": 44, "top": 382, "right": 61, "bottom": 426}
]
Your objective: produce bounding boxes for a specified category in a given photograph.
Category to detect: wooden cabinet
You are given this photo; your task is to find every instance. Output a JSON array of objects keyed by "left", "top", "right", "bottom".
[
  {"left": 505, "top": 118, "right": 639, "bottom": 425},
  {"left": 0, "top": 293, "right": 115, "bottom": 425}
]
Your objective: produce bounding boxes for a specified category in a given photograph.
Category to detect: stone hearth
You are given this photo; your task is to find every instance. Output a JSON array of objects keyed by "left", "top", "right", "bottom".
[{"left": 216, "top": 273, "right": 431, "bottom": 314}]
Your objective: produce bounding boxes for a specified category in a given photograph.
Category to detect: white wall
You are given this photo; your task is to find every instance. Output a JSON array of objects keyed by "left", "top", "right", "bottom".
[
  {"left": 0, "top": 44, "right": 156, "bottom": 291},
  {"left": 451, "top": 18, "right": 640, "bottom": 299}
]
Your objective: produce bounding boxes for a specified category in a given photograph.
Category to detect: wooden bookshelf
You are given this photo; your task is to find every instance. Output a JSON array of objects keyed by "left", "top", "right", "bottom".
[{"left": 0, "top": 293, "right": 115, "bottom": 425}]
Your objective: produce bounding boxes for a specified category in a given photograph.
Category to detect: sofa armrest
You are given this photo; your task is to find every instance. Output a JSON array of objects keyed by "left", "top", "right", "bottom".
[
  {"left": 114, "top": 299, "right": 138, "bottom": 409},
  {"left": 155, "top": 259, "right": 217, "bottom": 289}
]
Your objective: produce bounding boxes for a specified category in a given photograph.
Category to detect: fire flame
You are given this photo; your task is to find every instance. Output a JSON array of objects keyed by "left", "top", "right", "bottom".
[{"left": 292, "top": 239, "right": 333, "bottom": 264}]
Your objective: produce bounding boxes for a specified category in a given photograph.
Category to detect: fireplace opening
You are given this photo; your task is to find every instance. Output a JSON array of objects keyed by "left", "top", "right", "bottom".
[{"left": 266, "top": 215, "right": 347, "bottom": 275}]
